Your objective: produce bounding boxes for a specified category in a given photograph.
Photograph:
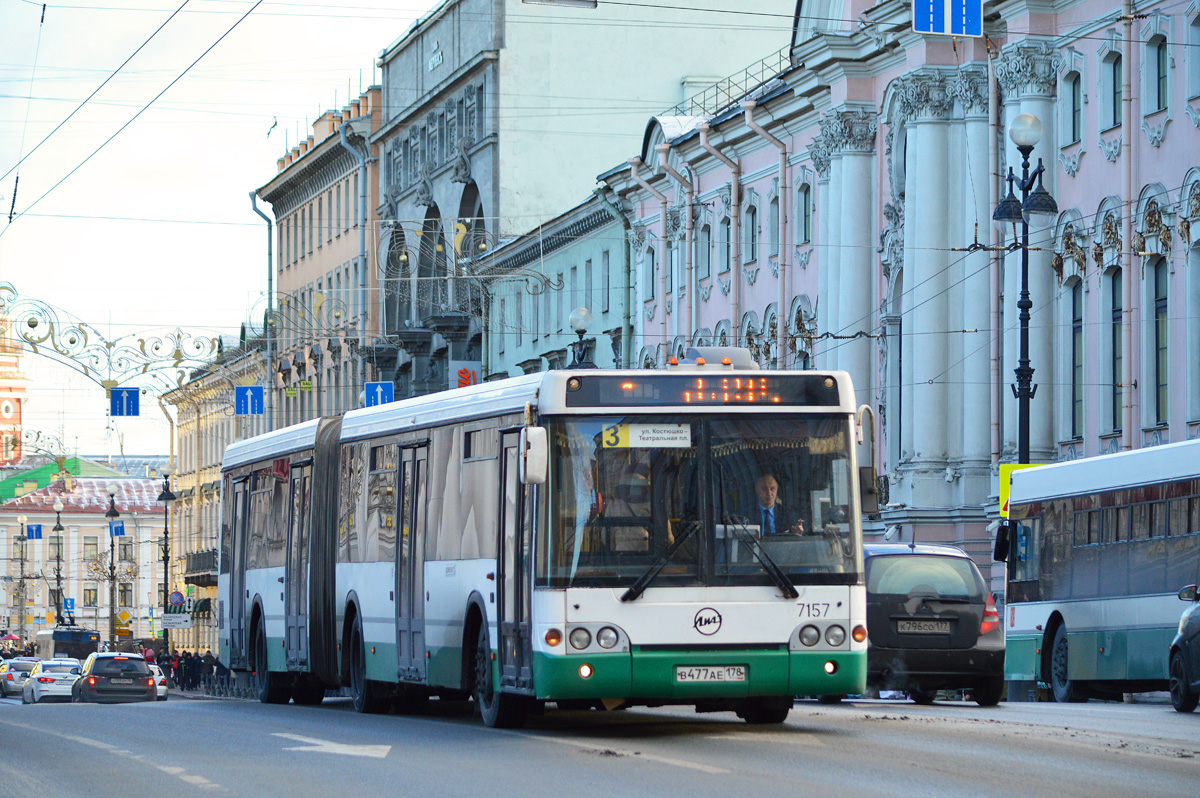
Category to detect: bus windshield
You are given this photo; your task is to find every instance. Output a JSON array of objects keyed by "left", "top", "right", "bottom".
[{"left": 542, "top": 414, "right": 859, "bottom": 589}]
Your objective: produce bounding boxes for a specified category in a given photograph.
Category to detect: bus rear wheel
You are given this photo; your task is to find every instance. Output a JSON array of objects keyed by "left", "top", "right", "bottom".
[
  {"left": 255, "top": 625, "right": 292, "bottom": 704},
  {"left": 350, "top": 616, "right": 387, "bottom": 714},
  {"left": 736, "top": 696, "right": 793, "bottom": 724},
  {"left": 473, "top": 624, "right": 527, "bottom": 729},
  {"left": 1049, "top": 625, "right": 1087, "bottom": 703}
]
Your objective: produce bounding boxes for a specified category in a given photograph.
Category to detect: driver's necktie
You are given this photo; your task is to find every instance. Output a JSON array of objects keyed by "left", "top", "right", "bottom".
[{"left": 762, "top": 509, "right": 774, "bottom": 535}]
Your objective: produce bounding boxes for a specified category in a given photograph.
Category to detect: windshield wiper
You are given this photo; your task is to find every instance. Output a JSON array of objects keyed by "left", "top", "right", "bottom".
[
  {"left": 620, "top": 522, "right": 698, "bottom": 602},
  {"left": 724, "top": 518, "right": 800, "bottom": 600}
]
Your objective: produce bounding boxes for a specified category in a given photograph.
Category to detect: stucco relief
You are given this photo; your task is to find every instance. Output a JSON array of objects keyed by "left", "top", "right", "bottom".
[
  {"left": 1059, "top": 150, "right": 1084, "bottom": 177},
  {"left": 947, "top": 69, "right": 989, "bottom": 115},
  {"left": 449, "top": 136, "right": 474, "bottom": 184},
  {"left": 894, "top": 71, "right": 954, "bottom": 120},
  {"left": 1053, "top": 224, "right": 1088, "bottom": 284},
  {"left": 879, "top": 202, "right": 904, "bottom": 283},
  {"left": 414, "top": 160, "right": 435, "bottom": 207},
  {"left": 820, "top": 107, "right": 879, "bottom": 153},
  {"left": 1099, "top": 135, "right": 1122, "bottom": 162},
  {"left": 1142, "top": 199, "right": 1172, "bottom": 258},
  {"left": 1186, "top": 104, "right": 1200, "bottom": 128},
  {"left": 1141, "top": 117, "right": 1169, "bottom": 148},
  {"left": 794, "top": 246, "right": 812, "bottom": 270},
  {"left": 994, "top": 41, "right": 1063, "bottom": 98}
]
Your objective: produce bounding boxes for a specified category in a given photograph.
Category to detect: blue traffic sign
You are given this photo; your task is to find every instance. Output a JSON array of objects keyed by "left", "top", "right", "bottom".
[
  {"left": 63, "top": 598, "right": 75, "bottom": 611},
  {"left": 365, "top": 381, "right": 394, "bottom": 407},
  {"left": 110, "top": 387, "right": 140, "bottom": 417},
  {"left": 913, "top": 0, "right": 982, "bottom": 37},
  {"left": 235, "top": 385, "right": 265, "bottom": 416},
  {"left": 109, "top": 520, "right": 125, "bottom": 537},
  {"left": 25, "top": 524, "right": 42, "bottom": 540}
]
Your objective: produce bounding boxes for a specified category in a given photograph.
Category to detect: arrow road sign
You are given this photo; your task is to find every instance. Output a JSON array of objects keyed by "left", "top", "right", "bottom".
[
  {"left": 63, "top": 598, "right": 74, "bottom": 611},
  {"left": 110, "top": 387, "right": 140, "bottom": 417},
  {"left": 25, "top": 524, "right": 42, "bottom": 540},
  {"left": 365, "top": 381, "right": 394, "bottom": 407},
  {"left": 109, "top": 520, "right": 125, "bottom": 537},
  {"left": 235, "top": 385, "right": 265, "bottom": 416},
  {"left": 912, "top": 0, "right": 982, "bottom": 37}
]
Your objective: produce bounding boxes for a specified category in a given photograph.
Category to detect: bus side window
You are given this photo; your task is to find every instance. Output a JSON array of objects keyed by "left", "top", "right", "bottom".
[{"left": 1013, "top": 517, "right": 1041, "bottom": 581}]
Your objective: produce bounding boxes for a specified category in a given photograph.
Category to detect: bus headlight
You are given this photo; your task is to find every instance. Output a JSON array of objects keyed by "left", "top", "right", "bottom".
[
  {"left": 569, "top": 628, "right": 592, "bottom": 650},
  {"left": 799, "top": 625, "right": 820, "bottom": 646},
  {"left": 596, "top": 627, "right": 619, "bottom": 649},
  {"left": 825, "top": 625, "right": 846, "bottom": 646}
]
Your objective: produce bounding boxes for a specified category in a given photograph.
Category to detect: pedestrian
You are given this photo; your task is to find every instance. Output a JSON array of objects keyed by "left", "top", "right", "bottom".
[{"left": 202, "top": 650, "right": 215, "bottom": 692}]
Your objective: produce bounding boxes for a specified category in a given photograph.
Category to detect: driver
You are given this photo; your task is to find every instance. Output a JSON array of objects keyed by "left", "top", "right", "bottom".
[{"left": 753, "top": 474, "right": 806, "bottom": 535}]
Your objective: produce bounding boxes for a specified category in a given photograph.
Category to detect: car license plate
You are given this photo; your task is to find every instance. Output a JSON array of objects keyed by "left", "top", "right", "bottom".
[
  {"left": 675, "top": 665, "right": 745, "bottom": 683},
  {"left": 110, "top": 678, "right": 133, "bottom": 685},
  {"left": 897, "top": 619, "right": 951, "bottom": 634}
]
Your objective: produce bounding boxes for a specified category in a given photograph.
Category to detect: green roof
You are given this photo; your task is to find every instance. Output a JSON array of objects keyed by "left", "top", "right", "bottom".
[{"left": 0, "top": 458, "right": 125, "bottom": 503}]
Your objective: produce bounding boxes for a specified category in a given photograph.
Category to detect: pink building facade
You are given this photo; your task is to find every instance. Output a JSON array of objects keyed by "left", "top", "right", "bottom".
[{"left": 600, "top": 2, "right": 1200, "bottom": 570}]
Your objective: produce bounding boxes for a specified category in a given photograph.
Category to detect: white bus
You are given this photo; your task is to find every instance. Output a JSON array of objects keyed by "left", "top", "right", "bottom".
[
  {"left": 219, "top": 349, "right": 874, "bottom": 727},
  {"left": 1004, "top": 438, "right": 1200, "bottom": 701}
]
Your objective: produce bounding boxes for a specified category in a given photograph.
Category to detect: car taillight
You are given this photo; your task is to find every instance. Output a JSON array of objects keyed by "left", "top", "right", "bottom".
[
  {"left": 4, "top": 674, "right": 11, "bottom": 681},
  {"left": 38, "top": 676, "right": 55, "bottom": 683},
  {"left": 158, "top": 678, "right": 166, "bottom": 685},
  {"left": 980, "top": 593, "right": 1000, "bottom": 635},
  {"left": 87, "top": 676, "right": 97, "bottom": 686},
  {"left": 147, "top": 678, "right": 156, "bottom": 687}
]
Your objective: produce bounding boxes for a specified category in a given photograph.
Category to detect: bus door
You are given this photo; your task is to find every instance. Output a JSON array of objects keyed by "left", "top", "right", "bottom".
[
  {"left": 498, "top": 431, "right": 533, "bottom": 690},
  {"left": 285, "top": 460, "right": 313, "bottom": 669},
  {"left": 228, "top": 476, "right": 251, "bottom": 668},
  {"left": 396, "top": 445, "right": 428, "bottom": 681}
]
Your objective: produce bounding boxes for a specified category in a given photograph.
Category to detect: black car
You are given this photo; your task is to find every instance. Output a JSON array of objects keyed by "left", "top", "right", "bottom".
[
  {"left": 71, "top": 652, "right": 156, "bottom": 704},
  {"left": 862, "top": 543, "right": 1005, "bottom": 706},
  {"left": 1168, "top": 584, "right": 1200, "bottom": 713}
]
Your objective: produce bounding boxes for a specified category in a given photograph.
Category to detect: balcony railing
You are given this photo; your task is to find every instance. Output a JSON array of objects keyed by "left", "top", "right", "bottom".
[{"left": 183, "top": 549, "right": 218, "bottom": 587}]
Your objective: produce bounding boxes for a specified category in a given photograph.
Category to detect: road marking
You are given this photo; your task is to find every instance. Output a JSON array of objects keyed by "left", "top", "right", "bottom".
[
  {"left": 0, "top": 718, "right": 222, "bottom": 790},
  {"left": 704, "top": 731, "right": 826, "bottom": 746},
  {"left": 530, "top": 734, "right": 730, "bottom": 774},
  {"left": 271, "top": 733, "right": 391, "bottom": 759}
]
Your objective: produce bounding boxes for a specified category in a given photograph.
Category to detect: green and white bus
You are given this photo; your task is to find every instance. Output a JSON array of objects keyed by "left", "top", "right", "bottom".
[
  {"left": 219, "top": 349, "right": 873, "bottom": 726},
  {"left": 1004, "top": 438, "right": 1200, "bottom": 701}
]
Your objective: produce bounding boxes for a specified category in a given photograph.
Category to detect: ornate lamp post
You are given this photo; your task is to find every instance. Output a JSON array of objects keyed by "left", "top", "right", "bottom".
[
  {"left": 52, "top": 500, "right": 65, "bottom": 625},
  {"left": 104, "top": 483, "right": 120, "bottom": 647},
  {"left": 566, "top": 307, "right": 596, "bottom": 369},
  {"left": 16, "top": 514, "right": 27, "bottom": 645},
  {"left": 157, "top": 476, "right": 176, "bottom": 653}
]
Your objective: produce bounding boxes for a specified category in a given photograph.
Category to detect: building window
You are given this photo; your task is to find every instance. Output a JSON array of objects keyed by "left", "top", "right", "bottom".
[
  {"left": 48, "top": 535, "right": 62, "bottom": 560},
  {"left": 1111, "top": 268, "right": 1123, "bottom": 432},
  {"left": 119, "top": 582, "right": 132, "bottom": 608},
  {"left": 1154, "top": 257, "right": 1169, "bottom": 424},
  {"left": 665, "top": 244, "right": 674, "bottom": 294},
  {"left": 84, "top": 536, "right": 98, "bottom": 561},
  {"left": 1153, "top": 37, "right": 1168, "bottom": 112},
  {"left": 645, "top": 247, "right": 656, "bottom": 301},
  {"left": 1190, "top": 16, "right": 1200, "bottom": 98},
  {"left": 317, "top": 197, "right": 323, "bottom": 248},
  {"left": 797, "top": 184, "right": 811, "bottom": 243},
  {"left": 697, "top": 224, "right": 712, "bottom": 280},
  {"left": 584, "top": 259, "right": 593, "bottom": 309},
  {"left": 719, "top": 217, "right": 731, "bottom": 273},
  {"left": 1110, "top": 55, "right": 1123, "bottom": 127},
  {"left": 119, "top": 539, "right": 133, "bottom": 562},
  {"left": 84, "top": 583, "right": 98, "bottom": 608},
  {"left": 1067, "top": 73, "right": 1083, "bottom": 143},
  {"left": 744, "top": 206, "right": 758, "bottom": 263},
  {"left": 1071, "top": 282, "right": 1084, "bottom": 438},
  {"left": 768, "top": 196, "right": 779, "bottom": 257},
  {"left": 498, "top": 298, "right": 505, "bottom": 354},
  {"left": 601, "top": 250, "right": 610, "bottom": 313}
]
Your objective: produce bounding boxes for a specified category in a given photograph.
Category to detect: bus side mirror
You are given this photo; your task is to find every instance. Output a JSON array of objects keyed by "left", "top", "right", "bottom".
[
  {"left": 993, "top": 520, "right": 1013, "bottom": 563},
  {"left": 520, "top": 427, "right": 547, "bottom": 485},
  {"left": 858, "top": 466, "right": 879, "bottom": 516}
]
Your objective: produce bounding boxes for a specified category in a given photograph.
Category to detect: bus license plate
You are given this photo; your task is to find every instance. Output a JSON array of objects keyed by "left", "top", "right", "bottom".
[
  {"left": 675, "top": 665, "right": 746, "bottom": 683},
  {"left": 897, "top": 619, "right": 951, "bottom": 634}
]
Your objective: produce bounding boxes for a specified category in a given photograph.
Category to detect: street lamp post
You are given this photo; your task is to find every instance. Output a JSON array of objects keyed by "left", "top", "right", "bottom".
[
  {"left": 16, "top": 514, "right": 27, "bottom": 646},
  {"left": 991, "top": 113, "right": 1059, "bottom": 466},
  {"left": 157, "top": 476, "right": 176, "bottom": 654},
  {"left": 52, "top": 500, "right": 65, "bottom": 625},
  {"left": 566, "top": 307, "right": 597, "bottom": 369},
  {"left": 105, "top": 483, "right": 120, "bottom": 648}
]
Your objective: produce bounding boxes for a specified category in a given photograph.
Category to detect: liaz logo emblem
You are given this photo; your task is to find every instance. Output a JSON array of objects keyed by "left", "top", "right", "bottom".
[{"left": 693, "top": 607, "right": 722, "bottom": 636}]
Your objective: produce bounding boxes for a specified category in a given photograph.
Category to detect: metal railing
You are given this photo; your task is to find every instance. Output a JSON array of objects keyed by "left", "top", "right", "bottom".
[
  {"left": 185, "top": 549, "right": 218, "bottom": 575},
  {"left": 662, "top": 46, "right": 794, "bottom": 118}
]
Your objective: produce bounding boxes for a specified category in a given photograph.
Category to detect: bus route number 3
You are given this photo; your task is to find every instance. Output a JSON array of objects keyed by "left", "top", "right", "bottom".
[{"left": 797, "top": 603, "right": 831, "bottom": 618}]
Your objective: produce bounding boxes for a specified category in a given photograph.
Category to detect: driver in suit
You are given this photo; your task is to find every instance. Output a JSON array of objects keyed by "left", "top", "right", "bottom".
[{"left": 753, "top": 474, "right": 807, "bottom": 535}]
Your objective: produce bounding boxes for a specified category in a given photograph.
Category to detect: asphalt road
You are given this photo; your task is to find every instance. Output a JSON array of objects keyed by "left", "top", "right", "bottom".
[{"left": 1, "top": 692, "right": 1196, "bottom": 798}]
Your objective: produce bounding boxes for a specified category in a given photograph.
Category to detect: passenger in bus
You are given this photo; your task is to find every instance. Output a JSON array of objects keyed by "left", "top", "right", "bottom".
[{"left": 753, "top": 474, "right": 807, "bottom": 536}]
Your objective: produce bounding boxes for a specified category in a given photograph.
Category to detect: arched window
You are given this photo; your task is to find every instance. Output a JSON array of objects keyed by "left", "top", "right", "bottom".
[
  {"left": 768, "top": 196, "right": 779, "bottom": 257},
  {"left": 1070, "top": 282, "right": 1084, "bottom": 438},
  {"left": 745, "top": 205, "right": 758, "bottom": 263},
  {"left": 645, "top": 247, "right": 656, "bottom": 301},
  {"left": 797, "top": 184, "right": 811, "bottom": 243},
  {"left": 719, "top": 217, "right": 731, "bottom": 273},
  {"left": 1153, "top": 257, "right": 1169, "bottom": 424},
  {"left": 697, "top": 224, "right": 712, "bottom": 280},
  {"left": 1111, "top": 268, "right": 1123, "bottom": 432}
]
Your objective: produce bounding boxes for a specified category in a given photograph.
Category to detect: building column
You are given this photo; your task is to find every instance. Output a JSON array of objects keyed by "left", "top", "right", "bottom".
[{"left": 809, "top": 135, "right": 833, "bottom": 370}]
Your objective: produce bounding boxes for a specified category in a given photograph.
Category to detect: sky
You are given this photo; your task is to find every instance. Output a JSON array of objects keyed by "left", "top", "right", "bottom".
[{"left": 0, "top": 0, "right": 440, "bottom": 457}]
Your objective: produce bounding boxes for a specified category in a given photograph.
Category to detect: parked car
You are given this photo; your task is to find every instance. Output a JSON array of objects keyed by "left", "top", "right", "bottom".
[
  {"left": 70, "top": 652, "right": 156, "bottom": 704},
  {"left": 148, "top": 663, "right": 169, "bottom": 701},
  {"left": 1168, "top": 584, "right": 1200, "bottom": 713},
  {"left": 861, "top": 543, "right": 1005, "bottom": 706},
  {"left": 21, "top": 659, "right": 81, "bottom": 704},
  {"left": 0, "top": 657, "right": 41, "bottom": 698}
]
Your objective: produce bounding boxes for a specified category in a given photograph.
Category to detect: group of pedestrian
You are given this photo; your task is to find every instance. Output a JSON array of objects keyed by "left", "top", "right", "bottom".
[
  {"left": 161, "top": 649, "right": 220, "bottom": 691},
  {"left": 0, "top": 643, "right": 34, "bottom": 659}
]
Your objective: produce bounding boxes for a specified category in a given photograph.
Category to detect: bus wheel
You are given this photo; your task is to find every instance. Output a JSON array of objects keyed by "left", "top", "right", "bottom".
[
  {"left": 255, "top": 625, "right": 292, "bottom": 705},
  {"left": 737, "top": 696, "right": 793, "bottom": 724},
  {"left": 473, "top": 625, "right": 527, "bottom": 729},
  {"left": 350, "top": 616, "right": 387, "bottom": 714},
  {"left": 1049, "top": 625, "right": 1087, "bottom": 703},
  {"left": 292, "top": 680, "right": 325, "bottom": 706},
  {"left": 909, "top": 689, "right": 936, "bottom": 705},
  {"left": 1169, "top": 653, "right": 1198, "bottom": 713}
]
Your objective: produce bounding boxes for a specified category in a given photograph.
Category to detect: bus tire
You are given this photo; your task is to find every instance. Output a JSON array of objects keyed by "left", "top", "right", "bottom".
[
  {"left": 350, "top": 615, "right": 387, "bottom": 714},
  {"left": 1169, "top": 652, "right": 1198, "bottom": 713},
  {"left": 816, "top": 694, "right": 844, "bottom": 704},
  {"left": 909, "top": 689, "right": 936, "bottom": 704},
  {"left": 737, "top": 696, "right": 793, "bottom": 724},
  {"left": 473, "top": 625, "right": 527, "bottom": 729},
  {"left": 292, "top": 680, "right": 325, "bottom": 706},
  {"left": 973, "top": 676, "right": 1004, "bottom": 707},
  {"left": 255, "top": 624, "right": 292, "bottom": 705},
  {"left": 1049, "top": 625, "right": 1087, "bottom": 703}
]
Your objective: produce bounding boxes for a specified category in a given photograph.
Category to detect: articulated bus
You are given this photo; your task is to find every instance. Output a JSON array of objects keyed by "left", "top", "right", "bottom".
[
  {"left": 219, "top": 349, "right": 873, "bottom": 727},
  {"left": 1004, "top": 438, "right": 1200, "bottom": 701}
]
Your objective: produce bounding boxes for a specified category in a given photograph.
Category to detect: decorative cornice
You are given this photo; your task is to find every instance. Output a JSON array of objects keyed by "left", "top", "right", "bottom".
[
  {"left": 893, "top": 71, "right": 953, "bottom": 120},
  {"left": 995, "top": 41, "right": 1062, "bottom": 99},
  {"left": 819, "top": 107, "right": 879, "bottom": 154}
]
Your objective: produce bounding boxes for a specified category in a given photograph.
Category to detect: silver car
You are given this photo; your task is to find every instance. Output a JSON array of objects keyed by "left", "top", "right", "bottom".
[
  {"left": 0, "top": 658, "right": 40, "bottom": 698},
  {"left": 22, "top": 659, "right": 81, "bottom": 704}
]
